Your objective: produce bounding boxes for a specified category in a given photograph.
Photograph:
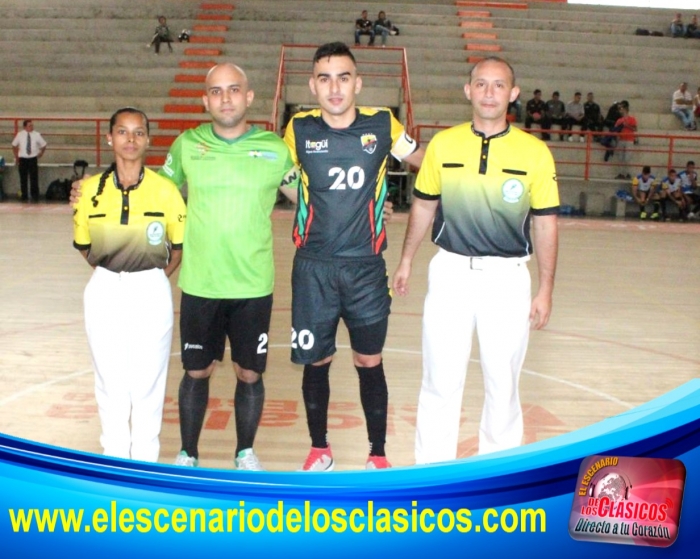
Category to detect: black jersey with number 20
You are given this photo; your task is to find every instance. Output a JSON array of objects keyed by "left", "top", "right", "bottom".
[{"left": 284, "top": 108, "right": 417, "bottom": 259}]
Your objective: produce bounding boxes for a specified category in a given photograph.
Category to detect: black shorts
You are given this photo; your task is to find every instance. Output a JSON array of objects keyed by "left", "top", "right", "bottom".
[
  {"left": 180, "top": 292, "right": 273, "bottom": 373},
  {"left": 291, "top": 253, "right": 391, "bottom": 364}
]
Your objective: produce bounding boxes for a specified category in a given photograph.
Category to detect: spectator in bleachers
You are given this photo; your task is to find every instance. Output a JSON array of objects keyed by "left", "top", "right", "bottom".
[
  {"left": 355, "top": 10, "right": 375, "bottom": 46},
  {"left": 583, "top": 92, "right": 603, "bottom": 140},
  {"left": 631, "top": 165, "right": 661, "bottom": 220},
  {"left": 603, "top": 100, "right": 622, "bottom": 132},
  {"left": 374, "top": 11, "right": 399, "bottom": 47},
  {"left": 148, "top": 16, "right": 174, "bottom": 55},
  {"left": 671, "top": 82, "right": 696, "bottom": 131},
  {"left": 661, "top": 168, "right": 687, "bottom": 221},
  {"left": 613, "top": 100, "right": 637, "bottom": 180},
  {"left": 685, "top": 15, "right": 700, "bottom": 38},
  {"left": 545, "top": 91, "right": 567, "bottom": 141},
  {"left": 679, "top": 161, "right": 700, "bottom": 217},
  {"left": 508, "top": 92, "right": 522, "bottom": 123},
  {"left": 670, "top": 13, "right": 684, "bottom": 37},
  {"left": 524, "top": 89, "right": 550, "bottom": 140},
  {"left": 564, "top": 92, "right": 586, "bottom": 142},
  {"left": 601, "top": 101, "right": 624, "bottom": 161},
  {"left": 693, "top": 87, "right": 700, "bottom": 126}
]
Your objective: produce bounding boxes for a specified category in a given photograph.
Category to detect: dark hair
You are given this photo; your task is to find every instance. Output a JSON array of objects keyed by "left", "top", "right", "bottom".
[
  {"left": 91, "top": 163, "right": 116, "bottom": 208},
  {"left": 574, "top": 91, "right": 581, "bottom": 96},
  {"left": 553, "top": 91, "right": 560, "bottom": 96},
  {"left": 22, "top": 119, "right": 32, "bottom": 128},
  {"left": 92, "top": 107, "right": 149, "bottom": 208},
  {"left": 619, "top": 100, "right": 629, "bottom": 109},
  {"left": 668, "top": 168, "right": 676, "bottom": 174},
  {"left": 467, "top": 56, "right": 516, "bottom": 86},
  {"left": 534, "top": 89, "right": 541, "bottom": 95},
  {"left": 642, "top": 166, "right": 651, "bottom": 174},
  {"left": 313, "top": 42, "right": 356, "bottom": 67},
  {"left": 109, "top": 106, "right": 150, "bottom": 134},
  {"left": 687, "top": 160, "right": 695, "bottom": 166}
]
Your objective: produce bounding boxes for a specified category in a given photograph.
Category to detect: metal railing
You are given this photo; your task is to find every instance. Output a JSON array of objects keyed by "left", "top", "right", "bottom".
[
  {"left": 414, "top": 125, "right": 700, "bottom": 180},
  {"left": 0, "top": 117, "right": 273, "bottom": 168},
  {"left": 4, "top": 117, "right": 697, "bottom": 182}
]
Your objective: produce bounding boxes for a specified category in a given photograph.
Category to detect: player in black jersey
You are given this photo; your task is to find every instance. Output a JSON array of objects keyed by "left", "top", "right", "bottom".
[{"left": 284, "top": 42, "right": 424, "bottom": 471}]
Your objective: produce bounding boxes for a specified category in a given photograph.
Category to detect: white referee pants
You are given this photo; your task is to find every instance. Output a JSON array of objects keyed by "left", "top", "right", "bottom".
[
  {"left": 84, "top": 267, "right": 173, "bottom": 462},
  {"left": 415, "top": 249, "right": 532, "bottom": 464}
]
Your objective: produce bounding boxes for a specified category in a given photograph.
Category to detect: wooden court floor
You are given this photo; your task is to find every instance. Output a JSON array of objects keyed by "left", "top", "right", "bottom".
[{"left": 1, "top": 202, "right": 699, "bottom": 471}]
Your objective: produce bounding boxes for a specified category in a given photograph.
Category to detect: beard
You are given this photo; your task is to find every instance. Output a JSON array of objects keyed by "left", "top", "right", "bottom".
[{"left": 211, "top": 110, "right": 244, "bottom": 130}]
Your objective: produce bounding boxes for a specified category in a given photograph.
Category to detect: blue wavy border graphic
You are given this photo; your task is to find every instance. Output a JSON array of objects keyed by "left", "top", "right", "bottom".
[{"left": 2, "top": 380, "right": 699, "bottom": 558}]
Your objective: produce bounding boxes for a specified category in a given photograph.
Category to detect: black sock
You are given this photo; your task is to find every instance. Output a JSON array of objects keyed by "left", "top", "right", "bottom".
[
  {"left": 234, "top": 377, "right": 265, "bottom": 455},
  {"left": 178, "top": 373, "right": 209, "bottom": 459},
  {"left": 356, "top": 362, "right": 388, "bottom": 457},
  {"left": 302, "top": 363, "right": 331, "bottom": 449}
]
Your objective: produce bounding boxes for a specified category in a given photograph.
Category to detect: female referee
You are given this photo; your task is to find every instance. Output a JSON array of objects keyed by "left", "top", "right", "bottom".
[{"left": 73, "top": 107, "right": 186, "bottom": 462}]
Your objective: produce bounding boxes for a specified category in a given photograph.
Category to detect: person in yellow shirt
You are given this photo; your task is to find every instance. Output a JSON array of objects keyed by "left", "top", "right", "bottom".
[
  {"left": 73, "top": 107, "right": 186, "bottom": 462},
  {"left": 393, "top": 57, "right": 559, "bottom": 463}
]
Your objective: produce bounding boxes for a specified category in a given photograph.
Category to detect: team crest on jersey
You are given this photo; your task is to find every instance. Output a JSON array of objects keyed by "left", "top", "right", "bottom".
[
  {"left": 196, "top": 142, "right": 209, "bottom": 157},
  {"left": 501, "top": 178, "right": 525, "bottom": 203},
  {"left": 146, "top": 222, "right": 165, "bottom": 246},
  {"left": 361, "top": 133, "right": 377, "bottom": 155}
]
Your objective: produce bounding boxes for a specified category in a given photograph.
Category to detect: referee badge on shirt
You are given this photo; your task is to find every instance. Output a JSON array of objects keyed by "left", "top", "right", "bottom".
[
  {"left": 361, "top": 133, "right": 377, "bottom": 155},
  {"left": 146, "top": 222, "right": 165, "bottom": 246},
  {"left": 501, "top": 178, "right": 525, "bottom": 204}
]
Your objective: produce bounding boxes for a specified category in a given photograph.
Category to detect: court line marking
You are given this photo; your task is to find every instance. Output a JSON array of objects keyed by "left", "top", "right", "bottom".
[
  {"left": 0, "top": 344, "right": 632, "bottom": 410},
  {"left": 0, "top": 369, "right": 93, "bottom": 407},
  {"left": 377, "top": 346, "right": 634, "bottom": 409}
]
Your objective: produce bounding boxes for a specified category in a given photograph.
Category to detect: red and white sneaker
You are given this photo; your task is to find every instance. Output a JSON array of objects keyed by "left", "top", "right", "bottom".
[
  {"left": 365, "top": 455, "right": 392, "bottom": 470},
  {"left": 299, "top": 446, "right": 334, "bottom": 472}
]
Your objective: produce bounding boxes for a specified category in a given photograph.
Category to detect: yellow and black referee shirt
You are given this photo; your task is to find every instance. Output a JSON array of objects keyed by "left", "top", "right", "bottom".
[
  {"left": 414, "top": 123, "right": 559, "bottom": 258},
  {"left": 73, "top": 168, "right": 186, "bottom": 273}
]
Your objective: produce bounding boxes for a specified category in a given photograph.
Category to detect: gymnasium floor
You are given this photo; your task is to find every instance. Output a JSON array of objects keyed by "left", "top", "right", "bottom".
[{"left": 1, "top": 202, "right": 698, "bottom": 470}]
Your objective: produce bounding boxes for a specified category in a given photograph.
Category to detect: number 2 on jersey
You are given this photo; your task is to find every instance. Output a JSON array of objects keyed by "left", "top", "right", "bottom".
[{"left": 257, "top": 333, "right": 268, "bottom": 354}]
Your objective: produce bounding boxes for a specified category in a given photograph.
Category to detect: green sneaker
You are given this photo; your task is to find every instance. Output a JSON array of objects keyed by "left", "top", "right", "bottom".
[
  {"left": 235, "top": 448, "right": 264, "bottom": 471},
  {"left": 174, "top": 450, "right": 198, "bottom": 467}
]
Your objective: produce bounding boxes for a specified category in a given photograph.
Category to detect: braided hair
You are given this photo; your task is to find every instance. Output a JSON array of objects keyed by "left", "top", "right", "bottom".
[
  {"left": 91, "top": 107, "right": 150, "bottom": 208},
  {"left": 91, "top": 162, "right": 116, "bottom": 208}
]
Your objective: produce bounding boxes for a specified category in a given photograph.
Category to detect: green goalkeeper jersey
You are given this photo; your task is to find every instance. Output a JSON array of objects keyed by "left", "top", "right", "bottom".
[{"left": 160, "top": 124, "right": 294, "bottom": 299}]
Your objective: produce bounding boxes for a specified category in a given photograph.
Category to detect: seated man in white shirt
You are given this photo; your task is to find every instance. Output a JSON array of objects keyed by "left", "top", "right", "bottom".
[{"left": 672, "top": 82, "right": 696, "bottom": 131}]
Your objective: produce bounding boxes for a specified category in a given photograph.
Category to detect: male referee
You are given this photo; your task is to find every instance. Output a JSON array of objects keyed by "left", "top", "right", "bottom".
[{"left": 393, "top": 57, "right": 559, "bottom": 464}]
